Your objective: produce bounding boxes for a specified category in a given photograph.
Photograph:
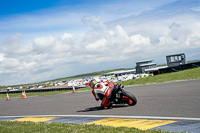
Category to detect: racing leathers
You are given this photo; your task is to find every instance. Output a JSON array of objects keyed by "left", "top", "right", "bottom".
[{"left": 92, "top": 80, "right": 112, "bottom": 108}]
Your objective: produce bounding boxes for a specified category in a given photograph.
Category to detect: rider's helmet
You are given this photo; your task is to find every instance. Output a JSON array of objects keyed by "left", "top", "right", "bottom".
[{"left": 89, "top": 79, "right": 97, "bottom": 88}]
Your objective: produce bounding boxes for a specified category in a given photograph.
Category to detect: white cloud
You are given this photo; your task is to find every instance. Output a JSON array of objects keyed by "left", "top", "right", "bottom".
[
  {"left": 1, "top": 0, "right": 200, "bottom": 85},
  {"left": 86, "top": 38, "right": 107, "bottom": 51},
  {"left": 186, "top": 35, "right": 200, "bottom": 47},
  {"left": 34, "top": 35, "right": 56, "bottom": 48},
  {"left": 130, "top": 34, "right": 150, "bottom": 45},
  {"left": 62, "top": 33, "right": 73, "bottom": 40},
  {"left": 0, "top": 53, "right": 5, "bottom": 62}
]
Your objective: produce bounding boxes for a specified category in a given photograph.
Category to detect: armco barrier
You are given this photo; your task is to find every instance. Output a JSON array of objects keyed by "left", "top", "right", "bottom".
[{"left": 0, "top": 87, "right": 83, "bottom": 94}]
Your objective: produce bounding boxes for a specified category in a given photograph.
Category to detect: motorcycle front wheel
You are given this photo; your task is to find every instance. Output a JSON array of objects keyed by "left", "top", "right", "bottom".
[{"left": 122, "top": 91, "right": 137, "bottom": 106}]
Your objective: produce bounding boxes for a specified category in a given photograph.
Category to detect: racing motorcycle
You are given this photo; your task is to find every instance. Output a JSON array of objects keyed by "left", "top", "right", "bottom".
[{"left": 98, "top": 82, "right": 137, "bottom": 107}]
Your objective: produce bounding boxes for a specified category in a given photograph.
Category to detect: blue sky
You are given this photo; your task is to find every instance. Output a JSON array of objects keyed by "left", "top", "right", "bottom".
[{"left": 0, "top": 0, "right": 200, "bottom": 85}]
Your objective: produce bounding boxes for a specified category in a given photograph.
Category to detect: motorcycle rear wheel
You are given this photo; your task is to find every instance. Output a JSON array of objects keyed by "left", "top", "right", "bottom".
[{"left": 122, "top": 91, "right": 137, "bottom": 106}]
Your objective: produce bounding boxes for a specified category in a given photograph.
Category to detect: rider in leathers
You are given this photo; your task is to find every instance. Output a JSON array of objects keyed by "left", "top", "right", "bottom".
[{"left": 89, "top": 79, "right": 114, "bottom": 108}]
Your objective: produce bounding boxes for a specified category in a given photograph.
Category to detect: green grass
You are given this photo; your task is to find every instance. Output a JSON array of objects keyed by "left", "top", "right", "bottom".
[
  {"left": 0, "top": 121, "right": 174, "bottom": 133},
  {"left": 118, "top": 68, "right": 200, "bottom": 86}
]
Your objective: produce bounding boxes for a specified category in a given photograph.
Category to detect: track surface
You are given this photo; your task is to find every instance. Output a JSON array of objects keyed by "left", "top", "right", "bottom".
[{"left": 0, "top": 79, "right": 200, "bottom": 118}]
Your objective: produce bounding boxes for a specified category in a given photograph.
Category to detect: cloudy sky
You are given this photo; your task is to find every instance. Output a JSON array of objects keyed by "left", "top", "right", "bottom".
[{"left": 0, "top": 0, "right": 200, "bottom": 85}]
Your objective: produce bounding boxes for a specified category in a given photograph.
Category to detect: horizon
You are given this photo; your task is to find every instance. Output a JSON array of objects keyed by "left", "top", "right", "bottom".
[{"left": 1, "top": 58, "right": 199, "bottom": 87}]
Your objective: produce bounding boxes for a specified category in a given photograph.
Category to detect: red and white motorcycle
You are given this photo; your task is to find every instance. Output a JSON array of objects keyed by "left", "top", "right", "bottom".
[{"left": 98, "top": 82, "right": 137, "bottom": 107}]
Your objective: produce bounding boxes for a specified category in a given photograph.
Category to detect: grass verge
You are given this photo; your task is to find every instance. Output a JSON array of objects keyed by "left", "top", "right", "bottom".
[
  {"left": 118, "top": 68, "right": 200, "bottom": 86},
  {"left": 0, "top": 121, "right": 173, "bottom": 133},
  {"left": 1, "top": 68, "right": 199, "bottom": 99}
]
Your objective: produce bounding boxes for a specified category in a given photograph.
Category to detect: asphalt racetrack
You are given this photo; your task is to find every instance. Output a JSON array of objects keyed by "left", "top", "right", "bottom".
[{"left": 1, "top": 79, "right": 200, "bottom": 118}]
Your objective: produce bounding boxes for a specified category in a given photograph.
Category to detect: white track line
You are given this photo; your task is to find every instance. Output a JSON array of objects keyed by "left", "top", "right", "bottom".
[{"left": 1, "top": 115, "right": 200, "bottom": 121}]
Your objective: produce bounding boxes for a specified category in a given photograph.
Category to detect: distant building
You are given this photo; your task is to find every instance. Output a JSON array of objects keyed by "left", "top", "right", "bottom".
[
  {"left": 104, "top": 69, "right": 136, "bottom": 77},
  {"left": 136, "top": 60, "right": 156, "bottom": 74},
  {"left": 166, "top": 53, "right": 186, "bottom": 67},
  {"left": 145, "top": 65, "right": 168, "bottom": 74}
]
